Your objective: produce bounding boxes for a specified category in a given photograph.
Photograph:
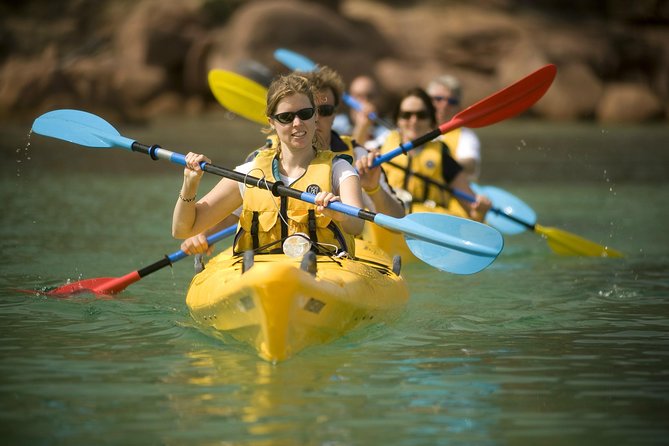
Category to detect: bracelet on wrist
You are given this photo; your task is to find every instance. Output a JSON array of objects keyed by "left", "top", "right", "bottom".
[
  {"left": 363, "top": 184, "right": 381, "bottom": 195},
  {"left": 179, "top": 191, "right": 197, "bottom": 202}
]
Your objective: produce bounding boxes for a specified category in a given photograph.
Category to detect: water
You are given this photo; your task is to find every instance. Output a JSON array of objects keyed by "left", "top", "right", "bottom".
[{"left": 1, "top": 113, "right": 668, "bottom": 444}]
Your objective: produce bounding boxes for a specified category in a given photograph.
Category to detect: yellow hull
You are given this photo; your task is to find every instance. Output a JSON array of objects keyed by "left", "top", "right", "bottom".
[
  {"left": 186, "top": 239, "right": 409, "bottom": 362},
  {"left": 363, "top": 200, "right": 468, "bottom": 262}
]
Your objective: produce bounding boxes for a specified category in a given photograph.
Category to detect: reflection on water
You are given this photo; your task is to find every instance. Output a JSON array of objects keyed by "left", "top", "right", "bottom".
[{"left": 1, "top": 117, "right": 668, "bottom": 444}]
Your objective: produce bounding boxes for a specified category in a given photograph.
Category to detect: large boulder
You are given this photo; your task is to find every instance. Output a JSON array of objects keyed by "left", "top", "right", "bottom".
[
  {"left": 596, "top": 82, "right": 664, "bottom": 123},
  {"left": 0, "top": 45, "right": 73, "bottom": 118},
  {"left": 532, "top": 62, "right": 604, "bottom": 120},
  {"left": 205, "top": 0, "right": 393, "bottom": 83},
  {"left": 1, "top": 0, "right": 668, "bottom": 123},
  {"left": 112, "top": 0, "right": 205, "bottom": 109}
]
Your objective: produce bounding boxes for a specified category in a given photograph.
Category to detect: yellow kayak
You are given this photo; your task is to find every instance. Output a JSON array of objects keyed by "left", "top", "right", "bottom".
[
  {"left": 186, "top": 239, "right": 409, "bottom": 363},
  {"left": 363, "top": 200, "right": 469, "bottom": 262}
]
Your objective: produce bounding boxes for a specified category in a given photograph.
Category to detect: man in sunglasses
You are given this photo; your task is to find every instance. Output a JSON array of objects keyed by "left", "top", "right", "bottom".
[
  {"left": 427, "top": 74, "right": 481, "bottom": 181},
  {"left": 304, "top": 67, "right": 405, "bottom": 219},
  {"left": 332, "top": 74, "right": 391, "bottom": 151}
]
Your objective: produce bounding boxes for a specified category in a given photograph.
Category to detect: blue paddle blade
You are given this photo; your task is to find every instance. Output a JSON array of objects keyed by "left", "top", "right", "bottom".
[
  {"left": 373, "top": 212, "right": 503, "bottom": 274},
  {"left": 403, "top": 213, "right": 504, "bottom": 274},
  {"left": 273, "top": 48, "right": 317, "bottom": 72},
  {"left": 471, "top": 183, "right": 537, "bottom": 235},
  {"left": 32, "top": 109, "right": 135, "bottom": 150}
]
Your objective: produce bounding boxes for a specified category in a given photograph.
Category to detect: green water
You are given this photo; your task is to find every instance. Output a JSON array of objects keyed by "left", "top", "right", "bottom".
[{"left": 1, "top": 113, "right": 668, "bottom": 445}]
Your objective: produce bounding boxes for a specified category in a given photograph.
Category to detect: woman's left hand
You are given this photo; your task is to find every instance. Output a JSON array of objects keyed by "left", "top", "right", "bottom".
[{"left": 314, "top": 191, "right": 342, "bottom": 221}]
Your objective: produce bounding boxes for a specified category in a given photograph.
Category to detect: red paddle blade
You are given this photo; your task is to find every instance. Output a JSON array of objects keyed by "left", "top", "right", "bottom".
[
  {"left": 46, "top": 277, "right": 118, "bottom": 296},
  {"left": 439, "top": 64, "right": 557, "bottom": 133},
  {"left": 46, "top": 271, "right": 140, "bottom": 296}
]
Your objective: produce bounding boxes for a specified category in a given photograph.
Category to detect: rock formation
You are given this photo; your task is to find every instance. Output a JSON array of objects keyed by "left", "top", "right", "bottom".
[{"left": 1, "top": 0, "right": 667, "bottom": 123}]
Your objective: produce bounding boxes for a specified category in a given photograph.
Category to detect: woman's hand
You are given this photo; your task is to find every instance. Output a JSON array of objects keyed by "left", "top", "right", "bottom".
[
  {"left": 183, "top": 152, "right": 211, "bottom": 182},
  {"left": 314, "top": 191, "right": 343, "bottom": 221},
  {"left": 469, "top": 194, "right": 492, "bottom": 222},
  {"left": 355, "top": 149, "right": 382, "bottom": 192},
  {"left": 180, "top": 233, "right": 214, "bottom": 256}
]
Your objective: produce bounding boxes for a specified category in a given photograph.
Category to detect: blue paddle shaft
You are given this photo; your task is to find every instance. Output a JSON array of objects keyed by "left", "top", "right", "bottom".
[{"left": 371, "top": 128, "right": 442, "bottom": 168}]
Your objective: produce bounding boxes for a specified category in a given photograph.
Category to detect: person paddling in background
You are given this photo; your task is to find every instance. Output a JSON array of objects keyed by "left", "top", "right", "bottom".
[
  {"left": 300, "top": 66, "right": 405, "bottom": 219},
  {"left": 379, "top": 87, "right": 491, "bottom": 222},
  {"left": 332, "top": 74, "right": 390, "bottom": 150},
  {"left": 426, "top": 74, "right": 481, "bottom": 181},
  {"left": 173, "top": 73, "right": 364, "bottom": 257}
]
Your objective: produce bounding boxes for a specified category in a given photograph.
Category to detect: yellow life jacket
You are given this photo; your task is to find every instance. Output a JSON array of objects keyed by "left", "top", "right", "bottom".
[
  {"left": 380, "top": 130, "right": 453, "bottom": 206},
  {"left": 234, "top": 148, "right": 356, "bottom": 256}
]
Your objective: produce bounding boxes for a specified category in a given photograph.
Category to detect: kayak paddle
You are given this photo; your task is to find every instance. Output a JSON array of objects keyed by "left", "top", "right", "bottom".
[
  {"left": 273, "top": 48, "right": 396, "bottom": 130},
  {"left": 372, "top": 63, "right": 557, "bottom": 167},
  {"left": 32, "top": 109, "right": 504, "bottom": 275},
  {"left": 208, "top": 69, "right": 268, "bottom": 125},
  {"left": 44, "top": 225, "right": 237, "bottom": 296},
  {"left": 385, "top": 161, "right": 536, "bottom": 234},
  {"left": 386, "top": 161, "right": 621, "bottom": 257}
]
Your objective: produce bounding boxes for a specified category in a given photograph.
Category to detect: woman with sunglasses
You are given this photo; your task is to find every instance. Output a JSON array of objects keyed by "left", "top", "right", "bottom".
[
  {"left": 302, "top": 67, "right": 405, "bottom": 219},
  {"left": 427, "top": 74, "right": 481, "bottom": 181},
  {"left": 378, "top": 87, "right": 491, "bottom": 222},
  {"left": 173, "top": 73, "right": 364, "bottom": 256}
]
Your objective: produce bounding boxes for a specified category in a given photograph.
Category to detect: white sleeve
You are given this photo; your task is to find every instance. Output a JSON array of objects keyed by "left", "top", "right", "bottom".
[
  {"left": 455, "top": 128, "right": 481, "bottom": 162},
  {"left": 230, "top": 161, "right": 255, "bottom": 217},
  {"left": 331, "top": 158, "right": 359, "bottom": 195},
  {"left": 234, "top": 161, "right": 256, "bottom": 197}
]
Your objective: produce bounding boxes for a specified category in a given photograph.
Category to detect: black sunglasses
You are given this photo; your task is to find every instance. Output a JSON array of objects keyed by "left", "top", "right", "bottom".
[
  {"left": 272, "top": 107, "right": 315, "bottom": 124},
  {"left": 398, "top": 110, "right": 430, "bottom": 120},
  {"left": 431, "top": 95, "right": 460, "bottom": 106},
  {"left": 317, "top": 104, "right": 336, "bottom": 117}
]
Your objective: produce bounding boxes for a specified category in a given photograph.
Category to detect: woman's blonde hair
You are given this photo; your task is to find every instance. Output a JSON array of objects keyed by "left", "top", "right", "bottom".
[
  {"left": 264, "top": 73, "right": 318, "bottom": 150},
  {"left": 265, "top": 73, "right": 315, "bottom": 118}
]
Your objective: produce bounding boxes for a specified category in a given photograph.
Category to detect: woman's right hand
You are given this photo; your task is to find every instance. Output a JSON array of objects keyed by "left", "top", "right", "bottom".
[{"left": 183, "top": 152, "right": 211, "bottom": 181}]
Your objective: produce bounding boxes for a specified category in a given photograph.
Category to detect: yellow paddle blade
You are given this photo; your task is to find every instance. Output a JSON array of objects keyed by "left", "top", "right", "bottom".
[
  {"left": 208, "top": 69, "right": 268, "bottom": 125},
  {"left": 534, "top": 224, "right": 624, "bottom": 258}
]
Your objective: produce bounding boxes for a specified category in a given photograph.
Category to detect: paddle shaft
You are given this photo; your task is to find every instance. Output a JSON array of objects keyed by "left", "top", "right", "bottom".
[
  {"left": 131, "top": 141, "right": 379, "bottom": 222},
  {"left": 127, "top": 140, "right": 498, "bottom": 258},
  {"left": 86, "top": 225, "right": 236, "bottom": 294},
  {"left": 385, "top": 160, "right": 535, "bottom": 231},
  {"left": 371, "top": 64, "right": 556, "bottom": 168},
  {"left": 149, "top": 225, "right": 236, "bottom": 271},
  {"left": 372, "top": 128, "right": 445, "bottom": 167}
]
